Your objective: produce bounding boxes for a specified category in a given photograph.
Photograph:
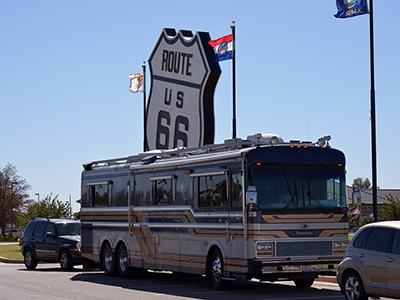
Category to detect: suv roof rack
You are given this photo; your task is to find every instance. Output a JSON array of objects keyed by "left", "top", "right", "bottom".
[{"left": 34, "top": 217, "right": 50, "bottom": 221}]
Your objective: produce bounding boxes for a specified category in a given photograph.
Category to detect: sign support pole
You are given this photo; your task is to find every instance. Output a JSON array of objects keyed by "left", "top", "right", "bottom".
[
  {"left": 142, "top": 61, "right": 147, "bottom": 152},
  {"left": 369, "top": 0, "right": 378, "bottom": 222},
  {"left": 231, "top": 20, "right": 237, "bottom": 139}
]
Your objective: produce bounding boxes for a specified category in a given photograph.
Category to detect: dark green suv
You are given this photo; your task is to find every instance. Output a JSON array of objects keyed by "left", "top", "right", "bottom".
[{"left": 21, "top": 218, "right": 82, "bottom": 271}]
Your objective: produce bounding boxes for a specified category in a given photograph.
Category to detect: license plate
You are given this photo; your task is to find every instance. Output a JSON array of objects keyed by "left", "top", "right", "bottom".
[{"left": 301, "top": 265, "right": 312, "bottom": 272}]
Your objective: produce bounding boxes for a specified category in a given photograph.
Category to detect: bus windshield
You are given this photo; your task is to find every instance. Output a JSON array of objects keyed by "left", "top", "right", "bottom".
[{"left": 249, "top": 165, "right": 347, "bottom": 213}]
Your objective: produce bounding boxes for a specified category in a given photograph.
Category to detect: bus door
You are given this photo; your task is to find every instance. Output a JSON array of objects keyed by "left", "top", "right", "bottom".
[
  {"left": 129, "top": 171, "right": 155, "bottom": 269},
  {"left": 151, "top": 175, "right": 180, "bottom": 272},
  {"left": 227, "top": 169, "right": 245, "bottom": 259}
]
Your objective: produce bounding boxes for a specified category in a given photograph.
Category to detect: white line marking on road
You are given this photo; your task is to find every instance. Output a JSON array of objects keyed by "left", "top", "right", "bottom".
[{"left": 262, "top": 296, "right": 341, "bottom": 300}]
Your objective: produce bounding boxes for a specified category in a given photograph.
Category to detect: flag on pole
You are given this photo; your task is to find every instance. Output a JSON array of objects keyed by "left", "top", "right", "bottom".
[
  {"left": 335, "top": 0, "right": 369, "bottom": 18},
  {"left": 128, "top": 73, "right": 144, "bottom": 93},
  {"left": 209, "top": 34, "right": 233, "bottom": 61}
]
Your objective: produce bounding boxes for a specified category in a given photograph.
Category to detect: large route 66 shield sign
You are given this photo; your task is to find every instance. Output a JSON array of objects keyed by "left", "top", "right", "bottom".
[{"left": 146, "top": 28, "right": 221, "bottom": 150}]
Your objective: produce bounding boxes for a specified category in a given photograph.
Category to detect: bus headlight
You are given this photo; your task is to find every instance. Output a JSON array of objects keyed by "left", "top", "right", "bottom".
[
  {"left": 333, "top": 240, "right": 348, "bottom": 249},
  {"left": 256, "top": 241, "right": 274, "bottom": 256}
]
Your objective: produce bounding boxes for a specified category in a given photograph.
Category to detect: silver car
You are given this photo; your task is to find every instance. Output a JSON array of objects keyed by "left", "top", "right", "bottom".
[{"left": 337, "top": 221, "right": 400, "bottom": 300}]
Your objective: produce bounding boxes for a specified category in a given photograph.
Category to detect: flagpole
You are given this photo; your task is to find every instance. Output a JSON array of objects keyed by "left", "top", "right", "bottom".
[
  {"left": 231, "top": 20, "right": 237, "bottom": 139},
  {"left": 369, "top": 0, "right": 378, "bottom": 222},
  {"left": 142, "top": 61, "right": 147, "bottom": 152}
]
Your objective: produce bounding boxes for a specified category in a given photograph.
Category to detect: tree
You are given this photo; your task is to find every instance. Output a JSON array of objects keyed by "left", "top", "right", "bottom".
[
  {"left": 18, "top": 194, "right": 71, "bottom": 229},
  {"left": 72, "top": 211, "right": 81, "bottom": 219},
  {"left": 0, "top": 163, "right": 31, "bottom": 239},
  {"left": 352, "top": 177, "right": 371, "bottom": 190},
  {"left": 382, "top": 195, "right": 400, "bottom": 221}
]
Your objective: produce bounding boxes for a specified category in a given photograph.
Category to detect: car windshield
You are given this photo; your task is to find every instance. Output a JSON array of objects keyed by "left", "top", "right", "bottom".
[
  {"left": 56, "top": 223, "right": 80, "bottom": 236},
  {"left": 249, "top": 165, "right": 347, "bottom": 213}
]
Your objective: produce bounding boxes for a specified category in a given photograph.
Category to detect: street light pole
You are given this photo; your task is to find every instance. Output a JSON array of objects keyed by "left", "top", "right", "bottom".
[
  {"left": 10, "top": 181, "right": 17, "bottom": 234},
  {"left": 69, "top": 194, "right": 72, "bottom": 218}
]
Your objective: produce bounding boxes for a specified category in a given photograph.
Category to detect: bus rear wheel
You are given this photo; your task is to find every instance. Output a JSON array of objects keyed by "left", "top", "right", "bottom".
[
  {"left": 116, "top": 244, "right": 131, "bottom": 277},
  {"left": 102, "top": 243, "right": 116, "bottom": 276}
]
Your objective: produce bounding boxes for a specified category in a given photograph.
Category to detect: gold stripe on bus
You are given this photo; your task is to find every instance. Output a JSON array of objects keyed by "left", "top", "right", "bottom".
[
  {"left": 263, "top": 214, "right": 343, "bottom": 223},
  {"left": 320, "top": 229, "right": 348, "bottom": 238},
  {"left": 81, "top": 211, "right": 128, "bottom": 218},
  {"left": 248, "top": 230, "right": 289, "bottom": 238}
]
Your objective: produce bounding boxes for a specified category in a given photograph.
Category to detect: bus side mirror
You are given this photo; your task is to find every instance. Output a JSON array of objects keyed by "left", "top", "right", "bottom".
[{"left": 246, "top": 186, "right": 257, "bottom": 207}]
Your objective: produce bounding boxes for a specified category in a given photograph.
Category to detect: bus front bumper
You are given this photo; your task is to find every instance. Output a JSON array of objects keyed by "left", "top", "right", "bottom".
[{"left": 248, "top": 259, "right": 339, "bottom": 280}]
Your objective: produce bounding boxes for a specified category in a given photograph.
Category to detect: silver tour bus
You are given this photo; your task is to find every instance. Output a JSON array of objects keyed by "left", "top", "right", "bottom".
[{"left": 80, "top": 134, "right": 348, "bottom": 289}]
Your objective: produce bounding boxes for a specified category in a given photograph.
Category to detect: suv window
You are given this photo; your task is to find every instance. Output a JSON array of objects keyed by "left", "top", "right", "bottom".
[
  {"left": 23, "top": 222, "right": 37, "bottom": 239},
  {"left": 353, "top": 227, "right": 371, "bottom": 249},
  {"left": 392, "top": 230, "right": 400, "bottom": 254},
  {"left": 45, "top": 223, "right": 57, "bottom": 236},
  {"left": 33, "top": 221, "right": 47, "bottom": 239},
  {"left": 365, "top": 227, "right": 394, "bottom": 252}
]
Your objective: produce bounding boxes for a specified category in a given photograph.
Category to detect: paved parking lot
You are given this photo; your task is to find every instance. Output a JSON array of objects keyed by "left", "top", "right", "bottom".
[{"left": 0, "top": 262, "right": 393, "bottom": 300}]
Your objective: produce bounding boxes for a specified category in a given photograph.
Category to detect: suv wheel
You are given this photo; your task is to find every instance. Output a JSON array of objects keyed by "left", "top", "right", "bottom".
[
  {"left": 102, "top": 243, "right": 116, "bottom": 276},
  {"left": 343, "top": 272, "right": 368, "bottom": 300},
  {"left": 116, "top": 244, "right": 131, "bottom": 277},
  {"left": 24, "top": 248, "right": 38, "bottom": 270},
  {"left": 59, "top": 250, "right": 73, "bottom": 271}
]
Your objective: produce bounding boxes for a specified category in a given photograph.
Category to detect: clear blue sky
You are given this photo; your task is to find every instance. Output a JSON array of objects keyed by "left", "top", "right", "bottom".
[{"left": 1, "top": 1, "right": 399, "bottom": 212}]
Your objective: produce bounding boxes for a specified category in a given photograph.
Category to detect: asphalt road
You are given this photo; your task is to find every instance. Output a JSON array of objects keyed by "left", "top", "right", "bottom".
[{"left": 0, "top": 262, "right": 392, "bottom": 300}]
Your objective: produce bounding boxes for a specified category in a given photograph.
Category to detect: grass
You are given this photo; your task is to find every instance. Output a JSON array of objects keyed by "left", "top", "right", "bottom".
[{"left": 0, "top": 244, "right": 23, "bottom": 260}]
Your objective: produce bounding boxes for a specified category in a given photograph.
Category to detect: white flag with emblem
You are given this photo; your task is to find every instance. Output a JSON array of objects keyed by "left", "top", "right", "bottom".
[{"left": 128, "top": 73, "right": 144, "bottom": 93}]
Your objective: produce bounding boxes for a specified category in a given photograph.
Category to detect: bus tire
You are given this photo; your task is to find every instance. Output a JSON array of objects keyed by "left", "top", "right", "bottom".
[
  {"left": 207, "top": 248, "right": 228, "bottom": 290},
  {"left": 116, "top": 244, "right": 131, "bottom": 277},
  {"left": 101, "top": 242, "right": 116, "bottom": 276},
  {"left": 293, "top": 278, "right": 315, "bottom": 288}
]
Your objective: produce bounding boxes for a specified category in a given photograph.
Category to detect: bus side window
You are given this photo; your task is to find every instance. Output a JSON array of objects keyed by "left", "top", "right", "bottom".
[
  {"left": 231, "top": 172, "right": 243, "bottom": 208},
  {"left": 113, "top": 177, "right": 127, "bottom": 207},
  {"left": 151, "top": 177, "right": 173, "bottom": 205},
  {"left": 196, "top": 174, "right": 228, "bottom": 210},
  {"left": 89, "top": 184, "right": 109, "bottom": 207}
]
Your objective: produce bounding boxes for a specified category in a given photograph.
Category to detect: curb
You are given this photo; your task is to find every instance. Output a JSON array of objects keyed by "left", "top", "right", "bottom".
[
  {"left": 316, "top": 276, "right": 338, "bottom": 284},
  {"left": 0, "top": 256, "right": 23, "bottom": 264}
]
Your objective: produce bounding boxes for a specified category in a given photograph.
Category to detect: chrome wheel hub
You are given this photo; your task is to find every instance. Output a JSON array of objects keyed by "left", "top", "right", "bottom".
[
  {"left": 104, "top": 249, "right": 113, "bottom": 271},
  {"left": 60, "top": 253, "right": 68, "bottom": 268},
  {"left": 211, "top": 256, "right": 222, "bottom": 282},
  {"left": 119, "top": 249, "right": 128, "bottom": 272},
  {"left": 25, "top": 252, "right": 32, "bottom": 266},
  {"left": 345, "top": 276, "right": 361, "bottom": 300}
]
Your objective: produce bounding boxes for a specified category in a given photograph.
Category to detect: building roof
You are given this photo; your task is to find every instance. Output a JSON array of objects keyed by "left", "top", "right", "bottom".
[{"left": 347, "top": 186, "right": 400, "bottom": 205}]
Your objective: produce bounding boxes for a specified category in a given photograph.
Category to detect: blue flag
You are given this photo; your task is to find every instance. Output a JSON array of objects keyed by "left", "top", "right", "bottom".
[{"left": 335, "top": 0, "right": 369, "bottom": 18}]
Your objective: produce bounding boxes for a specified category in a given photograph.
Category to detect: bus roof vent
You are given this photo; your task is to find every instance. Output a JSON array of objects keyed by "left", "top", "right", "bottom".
[
  {"left": 247, "top": 133, "right": 283, "bottom": 145},
  {"left": 141, "top": 155, "right": 158, "bottom": 164}
]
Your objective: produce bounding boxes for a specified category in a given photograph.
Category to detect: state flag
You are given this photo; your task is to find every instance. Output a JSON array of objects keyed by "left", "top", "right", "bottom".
[
  {"left": 128, "top": 73, "right": 144, "bottom": 93},
  {"left": 335, "top": 0, "right": 369, "bottom": 18},
  {"left": 209, "top": 34, "right": 233, "bottom": 62}
]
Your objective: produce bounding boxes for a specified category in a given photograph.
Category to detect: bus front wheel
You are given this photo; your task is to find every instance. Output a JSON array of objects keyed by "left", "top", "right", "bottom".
[
  {"left": 208, "top": 249, "right": 228, "bottom": 290},
  {"left": 293, "top": 278, "right": 315, "bottom": 288}
]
